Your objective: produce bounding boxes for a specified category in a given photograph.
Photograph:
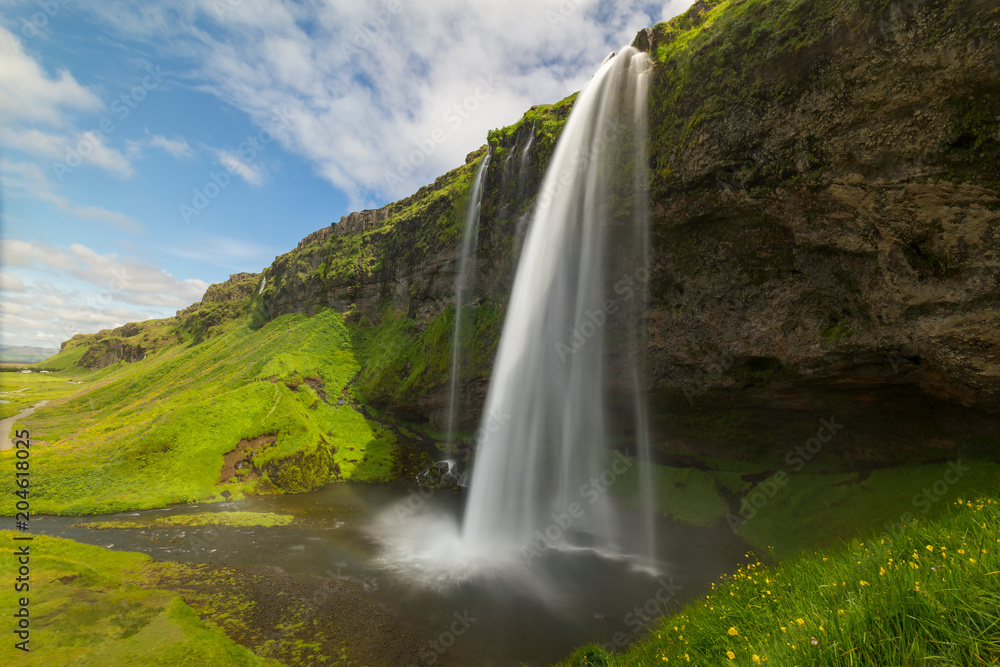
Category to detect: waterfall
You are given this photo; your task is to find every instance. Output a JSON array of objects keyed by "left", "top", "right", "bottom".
[
  {"left": 513, "top": 121, "right": 536, "bottom": 257},
  {"left": 516, "top": 120, "right": 536, "bottom": 208},
  {"left": 461, "top": 47, "right": 654, "bottom": 563},
  {"left": 445, "top": 150, "right": 492, "bottom": 449}
]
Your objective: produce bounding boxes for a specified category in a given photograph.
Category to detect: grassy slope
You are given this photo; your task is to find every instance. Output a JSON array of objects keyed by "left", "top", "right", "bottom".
[
  {"left": 0, "top": 531, "right": 280, "bottom": 666},
  {"left": 561, "top": 495, "right": 1000, "bottom": 666},
  {"left": 614, "top": 458, "right": 1000, "bottom": 560},
  {"left": 0, "top": 307, "right": 396, "bottom": 516}
]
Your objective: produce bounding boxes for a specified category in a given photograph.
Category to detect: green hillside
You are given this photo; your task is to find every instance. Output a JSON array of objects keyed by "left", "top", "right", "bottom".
[{"left": 1, "top": 280, "right": 400, "bottom": 516}]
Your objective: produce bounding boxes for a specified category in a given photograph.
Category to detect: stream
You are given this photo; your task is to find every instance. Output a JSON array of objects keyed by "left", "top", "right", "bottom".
[
  {"left": 33, "top": 483, "right": 747, "bottom": 666},
  {"left": 1, "top": 401, "right": 49, "bottom": 450}
]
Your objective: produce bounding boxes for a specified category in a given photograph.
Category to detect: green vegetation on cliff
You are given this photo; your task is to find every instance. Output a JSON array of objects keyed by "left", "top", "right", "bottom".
[{"left": 1, "top": 279, "right": 399, "bottom": 516}]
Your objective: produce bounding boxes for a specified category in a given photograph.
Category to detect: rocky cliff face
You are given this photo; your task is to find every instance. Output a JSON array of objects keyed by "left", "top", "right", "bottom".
[
  {"left": 643, "top": 0, "right": 1000, "bottom": 410},
  {"left": 256, "top": 0, "right": 999, "bottom": 435}
]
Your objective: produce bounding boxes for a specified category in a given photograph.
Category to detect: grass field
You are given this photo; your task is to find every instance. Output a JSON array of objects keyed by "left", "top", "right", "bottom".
[
  {"left": 0, "top": 531, "right": 279, "bottom": 666},
  {"left": 561, "top": 494, "right": 1000, "bottom": 666},
  {"left": 0, "top": 308, "right": 399, "bottom": 516}
]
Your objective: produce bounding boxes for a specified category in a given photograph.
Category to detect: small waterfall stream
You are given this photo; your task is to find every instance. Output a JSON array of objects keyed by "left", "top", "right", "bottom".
[{"left": 445, "top": 150, "right": 492, "bottom": 449}]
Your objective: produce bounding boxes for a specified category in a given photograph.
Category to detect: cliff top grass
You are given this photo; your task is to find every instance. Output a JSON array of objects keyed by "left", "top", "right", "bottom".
[
  {"left": 1, "top": 307, "right": 397, "bottom": 516},
  {"left": 560, "top": 494, "right": 1000, "bottom": 665}
]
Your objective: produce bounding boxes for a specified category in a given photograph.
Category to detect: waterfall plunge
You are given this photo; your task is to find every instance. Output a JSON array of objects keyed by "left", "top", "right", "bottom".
[
  {"left": 374, "top": 47, "right": 655, "bottom": 584},
  {"left": 461, "top": 47, "right": 654, "bottom": 564}
]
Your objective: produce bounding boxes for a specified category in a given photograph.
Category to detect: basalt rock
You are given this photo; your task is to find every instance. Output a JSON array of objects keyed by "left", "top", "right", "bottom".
[{"left": 255, "top": 0, "right": 1000, "bottom": 431}]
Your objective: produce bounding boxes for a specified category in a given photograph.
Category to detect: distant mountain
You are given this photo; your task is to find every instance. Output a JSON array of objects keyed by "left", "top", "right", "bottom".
[{"left": 0, "top": 345, "right": 58, "bottom": 363}]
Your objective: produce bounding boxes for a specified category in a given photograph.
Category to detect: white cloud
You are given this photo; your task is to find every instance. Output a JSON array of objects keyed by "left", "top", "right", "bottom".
[
  {"left": 128, "top": 131, "right": 195, "bottom": 159},
  {"left": 0, "top": 25, "right": 102, "bottom": 126},
  {"left": 216, "top": 148, "right": 266, "bottom": 186},
  {"left": 76, "top": 0, "right": 687, "bottom": 208},
  {"left": 0, "top": 26, "right": 135, "bottom": 183},
  {"left": 0, "top": 239, "right": 209, "bottom": 347},
  {"left": 147, "top": 133, "right": 194, "bottom": 158},
  {"left": 1, "top": 158, "right": 143, "bottom": 232},
  {"left": 0, "top": 273, "right": 26, "bottom": 292},
  {"left": 0, "top": 126, "right": 133, "bottom": 177}
]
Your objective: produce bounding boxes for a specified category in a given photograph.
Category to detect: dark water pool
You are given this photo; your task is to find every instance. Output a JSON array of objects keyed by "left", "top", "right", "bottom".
[{"left": 34, "top": 484, "right": 747, "bottom": 666}]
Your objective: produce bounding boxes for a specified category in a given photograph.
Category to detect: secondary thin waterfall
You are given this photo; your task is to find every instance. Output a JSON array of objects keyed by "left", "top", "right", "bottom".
[
  {"left": 462, "top": 47, "right": 654, "bottom": 561},
  {"left": 446, "top": 150, "right": 492, "bottom": 448}
]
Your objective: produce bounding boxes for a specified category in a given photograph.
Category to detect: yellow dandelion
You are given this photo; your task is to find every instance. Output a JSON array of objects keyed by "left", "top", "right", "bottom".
[
  {"left": 753, "top": 656, "right": 761, "bottom": 664},
  {"left": 728, "top": 627, "right": 738, "bottom": 636},
  {"left": 727, "top": 651, "right": 736, "bottom": 660},
  {"left": 796, "top": 618, "right": 805, "bottom": 626}
]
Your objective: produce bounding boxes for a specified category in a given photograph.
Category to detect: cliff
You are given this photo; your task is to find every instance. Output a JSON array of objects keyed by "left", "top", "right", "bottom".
[
  {"left": 52, "top": 0, "right": 1000, "bottom": 457},
  {"left": 250, "top": 0, "right": 999, "bottom": 433}
]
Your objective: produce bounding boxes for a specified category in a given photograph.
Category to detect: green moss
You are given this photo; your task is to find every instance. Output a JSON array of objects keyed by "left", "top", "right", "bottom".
[
  {"left": 614, "top": 461, "right": 745, "bottom": 527},
  {"left": 736, "top": 461, "right": 1000, "bottom": 559},
  {"left": 78, "top": 511, "right": 296, "bottom": 530},
  {"left": 0, "top": 532, "right": 280, "bottom": 666},
  {"left": 820, "top": 318, "right": 853, "bottom": 342}
]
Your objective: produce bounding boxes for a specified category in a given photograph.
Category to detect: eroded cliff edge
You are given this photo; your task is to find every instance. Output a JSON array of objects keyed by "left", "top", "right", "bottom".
[{"left": 252, "top": 0, "right": 998, "bottom": 433}]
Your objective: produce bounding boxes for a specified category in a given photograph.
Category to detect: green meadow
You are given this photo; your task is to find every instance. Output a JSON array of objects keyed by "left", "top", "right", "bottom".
[
  {"left": 562, "top": 495, "right": 1000, "bottom": 666},
  {"left": 0, "top": 306, "right": 398, "bottom": 517}
]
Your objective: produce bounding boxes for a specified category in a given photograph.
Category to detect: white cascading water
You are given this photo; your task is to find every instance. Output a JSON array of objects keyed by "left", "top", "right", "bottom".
[
  {"left": 461, "top": 46, "right": 654, "bottom": 562},
  {"left": 375, "top": 47, "right": 654, "bottom": 585},
  {"left": 445, "top": 150, "right": 492, "bottom": 448}
]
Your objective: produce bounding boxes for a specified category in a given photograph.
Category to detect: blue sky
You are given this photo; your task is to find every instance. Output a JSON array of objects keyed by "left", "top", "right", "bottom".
[{"left": 0, "top": 0, "right": 692, "bottom": 349}]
